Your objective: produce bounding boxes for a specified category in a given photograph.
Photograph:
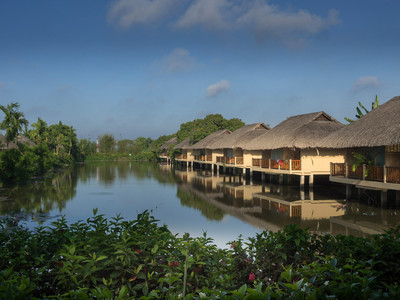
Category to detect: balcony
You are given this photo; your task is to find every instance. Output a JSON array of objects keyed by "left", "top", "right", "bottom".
[
  {"left": 252, "top": 159, "right": 301, "bottom": 172},
  {"left": 330, "top": 163, "right": 400, "bottom": 187}
]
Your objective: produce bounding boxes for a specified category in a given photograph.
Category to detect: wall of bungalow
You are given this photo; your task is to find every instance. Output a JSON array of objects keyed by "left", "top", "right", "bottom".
[{"left": 301, "top": 148, "right": 345, "bottom": 173}]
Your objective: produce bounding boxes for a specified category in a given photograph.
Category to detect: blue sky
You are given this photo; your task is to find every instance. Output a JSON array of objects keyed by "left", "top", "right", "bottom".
[{"left": 0, "top": 0, "right": 399, "bottom": 140}]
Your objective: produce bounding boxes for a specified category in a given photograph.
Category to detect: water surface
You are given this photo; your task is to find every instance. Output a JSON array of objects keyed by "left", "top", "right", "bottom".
[{"left": 1, "top": 162, "right": 399, "bottom": 247}]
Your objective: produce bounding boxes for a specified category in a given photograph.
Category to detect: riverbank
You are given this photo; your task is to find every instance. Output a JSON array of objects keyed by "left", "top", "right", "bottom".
[{"left": 1, "top": 210, "right": 399, "bottom": 299}]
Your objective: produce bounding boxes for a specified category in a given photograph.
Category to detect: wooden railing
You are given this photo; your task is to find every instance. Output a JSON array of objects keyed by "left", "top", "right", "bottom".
[
  {"left": 206, "top": 155, "right": 212, "bottom": 162},
  {"left": 366, "top": 166, "right": 384, "bottom": 181},
  {"left": 331, "top": 163, "right": 345, "bottom": 176},
  {"left": 387, "top": 167, "right": 400, "bottom": 184},
  {"left": 183, "top": 154, "right": 187, "bottom": 159},
  {"left": 226, "top": 157, "right": 235, "bottom": 164},
  {"left": 253, "top": 159, "right": 301, "bottom": 171},
  {"left": 331, "top": 163, "right": 400, "bottom": 185},
  {"left": 175, "top": 154, "right": 183, "bottom": 159},
  {"left": 252, "top": 158, "right": 261, "bottom": 167},
  {"left": 216, "top": 156, "right": 225, "bottom": 163},
  {"left": 194, "top": 155, "right": 206, "bottom": 161},
  {"left": 236, "top": 157, "right": 244, "bottom": 165},
  {"left": 262, "top": 159, "right": 269, "bottom": 168},
  {"left": 291, "top": 160, "right": 301, "bottom": 170}
]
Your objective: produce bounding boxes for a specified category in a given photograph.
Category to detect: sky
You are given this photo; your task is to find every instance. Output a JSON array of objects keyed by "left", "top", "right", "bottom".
[{"left": 0, "top": 0, "right": 399, "bottom": 140}]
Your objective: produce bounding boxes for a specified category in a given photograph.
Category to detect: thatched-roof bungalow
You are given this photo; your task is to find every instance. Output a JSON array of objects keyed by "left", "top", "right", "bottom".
[
  {"left": 173, "top": 137, "right": 192, "bottom": 162},
  {"left": 324, "top": 96, "right": 400, "bottom": 193},
  {"left": 159, "top": 137, "right": 177, "bottom": 159},
  {"left": 244, "top": 112, "right": 345, "bottom": 179},
  {"left": 0, "top": 134, "right": 35, "bottom": 150},
  {"left": 189, "top": 129, "right": 231, "bottom": 164},
  {"left": 207, "top": 123, "right": 270, "bottom": 168}
]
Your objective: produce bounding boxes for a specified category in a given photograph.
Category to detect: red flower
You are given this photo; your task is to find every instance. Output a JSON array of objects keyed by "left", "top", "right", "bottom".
[
  {"left": 249, "top": 272, "right": 256, "bottom": 282},
  {"left": 230, "top": 243, "right": 236, "bottom": 249},
  {"left": 168, "top": 261, "right": 179, "bottom": 267}
]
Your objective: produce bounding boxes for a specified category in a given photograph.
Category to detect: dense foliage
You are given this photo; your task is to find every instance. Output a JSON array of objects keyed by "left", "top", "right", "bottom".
[
  {"left": 0, "top": 104, "right": 82, "bottom": 182},
  {"left": 1, "top": 211, "right": 399, "bottom": 299},
  {"left": 176, "top": 114, "right": 244, "bottom": 144}
]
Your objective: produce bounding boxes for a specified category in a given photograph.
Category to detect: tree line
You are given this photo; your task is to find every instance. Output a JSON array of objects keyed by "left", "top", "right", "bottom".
[{"left": 0, "top": 102, "right": 245, "bottom": 181}]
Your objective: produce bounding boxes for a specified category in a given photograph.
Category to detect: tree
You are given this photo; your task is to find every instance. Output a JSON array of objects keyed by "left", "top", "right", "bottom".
[
  {"left": 345, "top": 95, "right": 379, "bottom": 123},
  {"left": 29, "top": 117, "right": 48, "bottom": 144},
  {"left": 0, "top": 102, "right": 29, "bottom": 147},
  {"left": 176, "top": 114, "right": 245, "bottom": 144},
  {"left": 99, "top": 134, "right": 116, "bottom": 155}
]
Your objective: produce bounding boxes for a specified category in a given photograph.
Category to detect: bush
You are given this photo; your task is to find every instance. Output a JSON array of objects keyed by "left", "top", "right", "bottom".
[{"left": 1, "top": 212, "right": 400, "bottom": 299}]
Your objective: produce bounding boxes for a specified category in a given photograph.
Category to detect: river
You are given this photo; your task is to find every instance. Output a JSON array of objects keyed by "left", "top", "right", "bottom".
[{"left": 1, "top": 162, "right": 399, "bottom": 247}]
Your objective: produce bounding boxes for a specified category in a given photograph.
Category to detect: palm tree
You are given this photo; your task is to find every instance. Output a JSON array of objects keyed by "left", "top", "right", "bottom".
[{"left": 0, "top": 102, "right": 29, "bottom": 147}]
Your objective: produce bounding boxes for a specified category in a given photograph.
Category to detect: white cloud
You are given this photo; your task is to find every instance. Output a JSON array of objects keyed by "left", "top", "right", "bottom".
[
  {"left": 175, "top": 0, "right": 340, "bottom": 45},
  {"left": 107, "top": 0, "right": 340, "bottom": 46},
  {"left": 107, "top": 0, "right": 179, "bottom": 28},
  {"left": 175, "top": 0, "right": 232, "bottom": 31},
  {"left": 206, "top": 80, "right": 230, "bottom": 97},
  {"left": 162, "top": 48, "right": 201, "bottom": 73},
  {"left": 351, "top": 76, "right": 381, "bottom": 93}
]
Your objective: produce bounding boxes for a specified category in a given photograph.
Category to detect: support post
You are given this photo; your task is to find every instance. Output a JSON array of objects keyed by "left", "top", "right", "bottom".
[
  {"left": 300, "top": 175, "right": 305, "bottom": 188},
  {"left": 309, "top": 174, "right": 314, "bottom": 187},
  {"left": 381, "top": 190, "right": 388, "bottom": 207},
  {"left": 396, "top": 191, "right": 400, "bottom": 207},
  {"left": 346, "top": 184, "right": 352, "bottom": 200}
]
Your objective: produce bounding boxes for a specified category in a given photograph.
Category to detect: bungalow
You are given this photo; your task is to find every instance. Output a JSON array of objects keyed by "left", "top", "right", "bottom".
[
  {"left": 243, "top": 112, "right": 345, "bottom": 186},
  {"left": 0, "top": 134, "right": 35, "bottom": 150},
  {"left": 158, "top": 137, "right": 177, "bottom": 163},
  {"left": 207, "top": 123, "right": 270, "bottom": 171},
  {"left": 188, "top": 129, "right": 231, "bottom": 167},
  {"left": 322, "top": 96, "right": 400, "bottom": 204}
]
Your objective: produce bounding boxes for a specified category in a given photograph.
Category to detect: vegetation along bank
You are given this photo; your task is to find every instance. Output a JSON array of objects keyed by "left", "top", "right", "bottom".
[{"left": 1, "top": 211, "right": 400, "bottom": 299}]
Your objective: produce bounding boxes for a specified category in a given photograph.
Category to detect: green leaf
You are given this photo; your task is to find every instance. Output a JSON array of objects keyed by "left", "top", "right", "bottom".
[
  {"left": 119, "top": 285, "right": 128, "bottom": 297},
  {"left": 151, "top": 244, "right": 159, "bottom": 254},
  {"left": 96, "top": 255, "right": 108, "bottom": 262},
  {"left": 238, "top": 284, "right": 247, "bottom": 295}
]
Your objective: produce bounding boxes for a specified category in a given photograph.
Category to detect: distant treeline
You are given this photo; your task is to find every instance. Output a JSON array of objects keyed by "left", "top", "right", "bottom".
[
  {"left": 89, "top": 114, "right": 245, "bottom": 160},
  {"left": 0, "top": 102, "right": 244, "bottom": 181}
]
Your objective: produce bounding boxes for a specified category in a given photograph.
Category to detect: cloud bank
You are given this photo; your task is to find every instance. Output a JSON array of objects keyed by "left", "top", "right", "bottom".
[
  {"left": 108, "top": 0, "right": 340, "bottom": 45},
  {"left": 206, "top": 80, "right": 230, "bottom": 97}
]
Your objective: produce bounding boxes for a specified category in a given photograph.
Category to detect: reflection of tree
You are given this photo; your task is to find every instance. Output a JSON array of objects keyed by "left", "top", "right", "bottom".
[
  {"left": 177, "top": 187, "right": 225, "bottom": 221},
  {"left": 0, "top": 167, "right": 77, "bottom": 218}
]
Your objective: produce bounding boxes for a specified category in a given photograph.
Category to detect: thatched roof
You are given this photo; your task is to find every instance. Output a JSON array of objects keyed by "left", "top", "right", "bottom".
[
  {"left": 208, "top": 123, "right": 270, "bottom": 149},
  {"left": 0, "top": 135, "right": 36, "bottom": 149},
  {"left": 189, "top": 129, "right": 231, "bottom": 150},
  {"left": 245, "top": 112, "right": 343, "bottom": 150},
  {"left": 173, "top": 137, "right": 191, "bottom": 150},
  {"left": 319, "top": 96, "right": 400, "bottom": 148},
  {"left": 159, "top": 137, "right": 177, "bottom": 150}
]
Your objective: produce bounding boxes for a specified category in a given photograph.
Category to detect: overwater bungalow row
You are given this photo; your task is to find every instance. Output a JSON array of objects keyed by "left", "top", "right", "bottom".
[
  {"left": 322, "top": 96, "right": 400, "bottom": 205},
  {"left": 173, "top": 112, "right": 345, "bottom": 187}
]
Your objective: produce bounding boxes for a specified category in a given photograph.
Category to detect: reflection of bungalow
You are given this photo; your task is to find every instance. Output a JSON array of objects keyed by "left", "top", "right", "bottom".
[
  {"left": 208, "top": 123, "right": 270, "bottom": 169},
  {"left": 244, "top": 112, "right": 344, "bottom": 185},
  {"left": 324, "top": 96, "right": 400, "bottom": 204},
  {"left": 189, "top": 130, "right": 231, "bottom": 165},
  {"left": 217, "top": 182, "right": 263, "bottom": 201},
  {"left": 158, "top": 137, "right": 177, "bottom": 162},
  {"left": 253, "top": 192, "right": 345, "bottom": 222}
]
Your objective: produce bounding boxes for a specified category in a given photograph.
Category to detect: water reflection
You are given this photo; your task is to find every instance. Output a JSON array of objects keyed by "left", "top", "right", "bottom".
[
  {"left": 173, "top": 165, "right": 400, "bottom": 237},
  {"left": 1, "top": 162, "right": 399, "bottom": 242}
]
